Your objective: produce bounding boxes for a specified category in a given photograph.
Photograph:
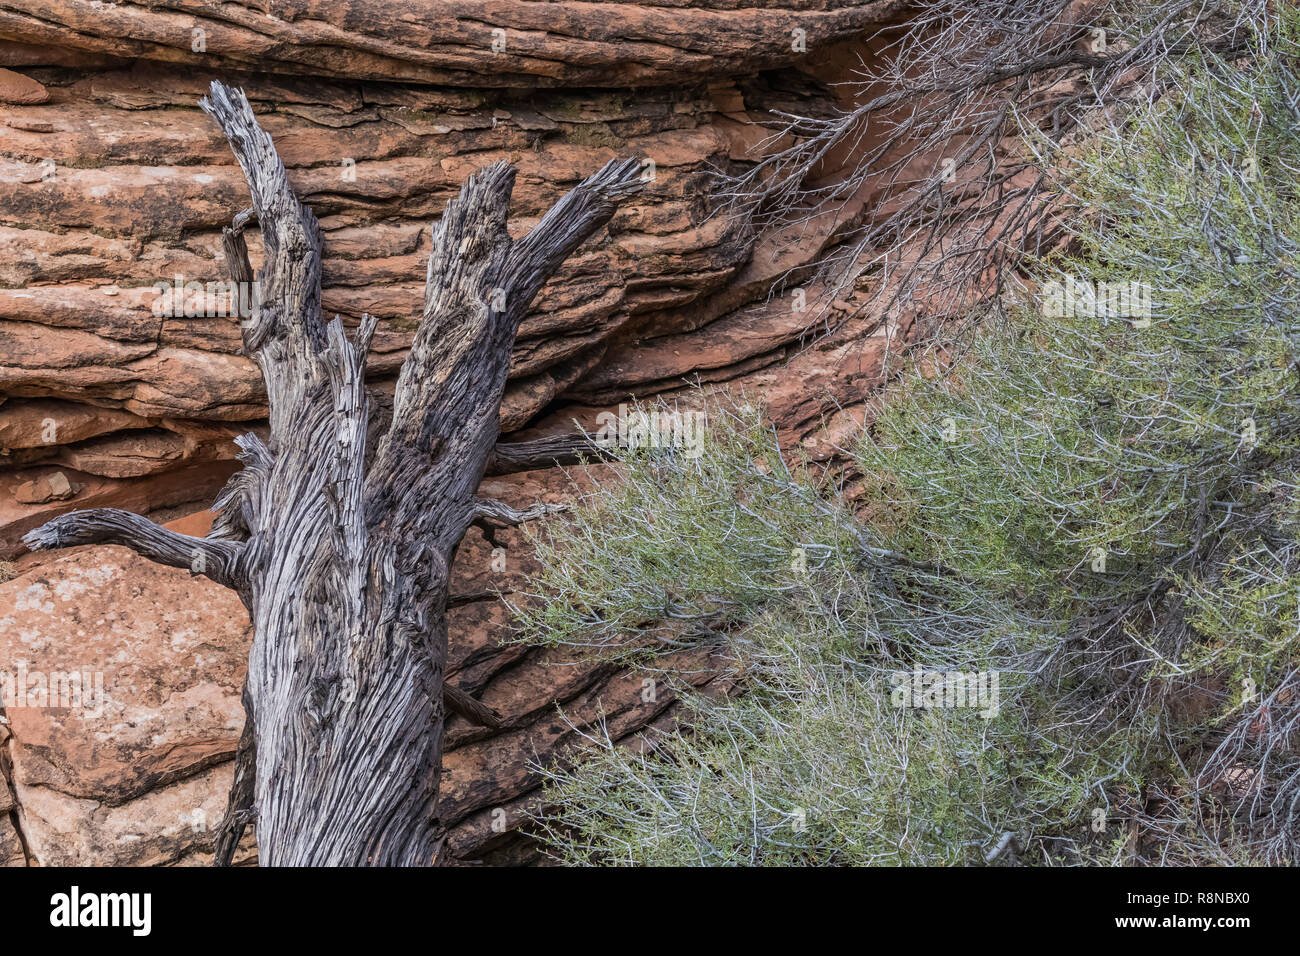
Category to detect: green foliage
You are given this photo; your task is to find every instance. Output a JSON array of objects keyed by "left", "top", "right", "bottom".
[
  {"left": 860, "top": 40, "right": 1300, "bottom": 601},
  {"left": 511, "top": 409, "right": 859, "bottom": 662},
  {"left": 531, "top": 602, "right": 1020, "bottom": 866},
  {"left": 515, "top": 7, "right": 1300, "bottom": 865}
]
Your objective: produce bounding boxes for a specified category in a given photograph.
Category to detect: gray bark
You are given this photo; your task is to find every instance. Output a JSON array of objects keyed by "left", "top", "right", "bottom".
[{"left": 22, "top": 80, "right": 643, "bottom": 866}]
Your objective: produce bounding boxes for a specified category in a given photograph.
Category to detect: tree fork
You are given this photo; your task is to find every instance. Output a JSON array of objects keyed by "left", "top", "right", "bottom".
[{"left": 22, "top": 81, "right": 644, "bottom": 866}]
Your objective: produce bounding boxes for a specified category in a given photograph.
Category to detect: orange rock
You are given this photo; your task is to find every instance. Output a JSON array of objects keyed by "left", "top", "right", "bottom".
[
  {"left": 0, "top": 1, "right": 908, "bottom": 87},
  {"left": 14, "top": 470, "right": 77, "bottom": 504},
  {"left": 0, "top": 67, "right": 47, "bottom": 105}
]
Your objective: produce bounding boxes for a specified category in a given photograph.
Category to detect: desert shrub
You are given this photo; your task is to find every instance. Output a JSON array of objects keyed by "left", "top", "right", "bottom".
[
  {"left": 515, "top": 407, "right": 1040, "bottom": 865},
  {"left": 516, "top": 4, "right": 1300, "bottom": 865}
]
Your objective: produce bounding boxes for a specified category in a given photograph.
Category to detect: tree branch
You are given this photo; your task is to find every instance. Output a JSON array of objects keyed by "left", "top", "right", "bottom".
[
  {"left": 208, "top": 431, "right": 274, "bottom": 543},
  {"left": 219, "top": 206, "right": 256, "bottom": 342},
  {"left": 22, "top": 508, "right": 245, "bottom": 590},
  {"left": 443, "top": 682, "right": 503, "bottom": 729},
  {"left": 199, "top": 81, "right": 326, "bottom": 445},
  {"left": 471, "top": 498, "right": 568, "bottom": 531},
  {"left": 19, "top": 81, "right": 644, "bottom": 866},
  {"left": 500, "top": 157, "right": 647, "bottom": 327},
  {"left": 368, "top": 156, "right": 644, "bottom": 546},
  {"left": 485, "top": 433, "right": 617, "bottom": 475}
]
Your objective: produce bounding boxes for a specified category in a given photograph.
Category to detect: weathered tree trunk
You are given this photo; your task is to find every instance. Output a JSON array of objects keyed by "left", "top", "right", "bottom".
[{"left": 22, "top": 81, "right": 643, "bottom": 866}]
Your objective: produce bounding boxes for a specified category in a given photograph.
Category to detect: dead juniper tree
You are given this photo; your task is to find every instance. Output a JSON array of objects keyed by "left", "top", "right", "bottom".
[{"left": 22, "top": 81, "right": 644, "bottom": 866}]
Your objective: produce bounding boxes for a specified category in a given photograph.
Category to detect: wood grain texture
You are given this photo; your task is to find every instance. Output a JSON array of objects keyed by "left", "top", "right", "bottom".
[{"left": 23, "top": 79, "right": 643, "bottom": 866}]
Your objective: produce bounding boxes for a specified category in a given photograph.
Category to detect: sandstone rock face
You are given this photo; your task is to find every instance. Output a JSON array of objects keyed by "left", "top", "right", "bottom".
[
  {"left": 0, "top": 1, "right": 906, "bottom": 87},
  {"left": 0, "top": 53, "right": 897, "bottom": 556},
  {"left": 1, "top": 509, "right": 249, "bottom": 864},
  {"left": 0, "top": 65, "right": 46, "bottom": 103},
  {"left": 0, "top": 2, "right": 915, "bottom": 864}
]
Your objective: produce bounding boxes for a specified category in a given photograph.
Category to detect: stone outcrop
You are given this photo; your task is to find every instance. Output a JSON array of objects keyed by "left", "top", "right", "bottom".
[
  {"left": 0, "top": 1, "right": 906, "bottom": 87},
  {"left": 0, "top": 0, "right": 917, "bottom": 864},
  {"left": 0, "top": 57, "right": 887, "bottom": 555}
]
